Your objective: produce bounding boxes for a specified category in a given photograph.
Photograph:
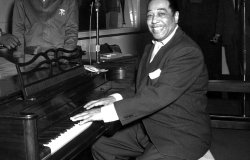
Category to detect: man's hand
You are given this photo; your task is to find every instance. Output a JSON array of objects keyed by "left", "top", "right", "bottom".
[
  {"left": 70, "top": 96, "right": 117, "bottom": 124},
  {"left": 70, "top": 108, "right": 102, "bottom": 125},
  {"left": 0, "top": 34, "right": 20, "bottom": 49},
  {"left": 210, "top": 34, "right": 221, "bottom": 44},
  {"left": 83, "top": 96, "right": 116, "bottom": 110}
]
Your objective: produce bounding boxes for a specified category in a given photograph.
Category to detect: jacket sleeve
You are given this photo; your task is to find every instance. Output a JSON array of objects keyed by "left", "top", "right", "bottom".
[
  {"left": 64, "top": 0, "right": 79, "bottom": 50},
  {"left": 12, "top": 0, "right": 25, "bottom": 59}
]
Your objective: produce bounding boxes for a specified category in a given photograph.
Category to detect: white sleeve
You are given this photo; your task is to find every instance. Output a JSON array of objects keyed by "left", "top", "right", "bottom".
[
  {"left": 110, "top": 93, "right": 123, "bottom": 101},
  {"left": 101, "top": 103, "right": 119, "bottom": 122}
]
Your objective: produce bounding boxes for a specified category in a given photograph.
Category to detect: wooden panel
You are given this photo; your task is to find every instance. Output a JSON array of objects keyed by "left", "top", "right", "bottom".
[
  {"left": 0, "top": 114, "right": 38, "bottom": 160},
  {"left": 208, "top": 80, "right": 250, "bottom": 93}
]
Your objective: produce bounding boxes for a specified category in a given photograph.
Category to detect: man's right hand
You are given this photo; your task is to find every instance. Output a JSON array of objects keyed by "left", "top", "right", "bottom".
[
  {"left": 210, "top": 34, "right": 221, "bottom": 44},
  {"left": 0, "top": 34, "right": 20, "bottom": 49}
]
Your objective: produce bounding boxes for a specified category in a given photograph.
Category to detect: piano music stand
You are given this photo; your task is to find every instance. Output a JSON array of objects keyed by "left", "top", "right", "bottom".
[{"left": 15, "top": 47, "right": 85, "bottom": 100}]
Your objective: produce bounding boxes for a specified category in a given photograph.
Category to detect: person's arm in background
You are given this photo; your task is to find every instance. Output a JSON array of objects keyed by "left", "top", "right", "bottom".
[
  {"left": 63, "top": 0, "right": 79, "bottom": 54},
  {"left": 12, "top": 0, "right": 26, "bottom": 62},
  {"left": 0, "top": 28, "right": 20, "bottom": 50},
  {"left": 211, "top": 0, "right": 224, "bottom": 43}
]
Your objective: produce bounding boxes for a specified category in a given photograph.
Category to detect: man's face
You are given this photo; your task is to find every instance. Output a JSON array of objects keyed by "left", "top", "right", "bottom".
[{"left": 147, "top": 0, "right": 179, "bottom": 41}]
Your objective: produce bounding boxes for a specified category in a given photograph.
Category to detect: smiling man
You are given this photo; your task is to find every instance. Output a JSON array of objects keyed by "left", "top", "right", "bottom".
[{"left": 71, "top": 0, "right": 211, "bottom": 159}]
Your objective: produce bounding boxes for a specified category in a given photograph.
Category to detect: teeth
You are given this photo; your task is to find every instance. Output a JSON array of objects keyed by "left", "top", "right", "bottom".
[{"left": 153, "top": 27, "right": 162, "bottom": 33}]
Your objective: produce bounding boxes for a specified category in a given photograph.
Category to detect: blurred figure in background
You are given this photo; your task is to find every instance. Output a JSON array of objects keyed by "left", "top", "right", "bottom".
[
  {"left": 211, "top": 0, "right": 242, "bottom": 78},
  {"left": 0, "top": 28, "right": 20, "bottom": 78},
  {"left": 12, "top": 0, "right": 79, "bottom": 63}
]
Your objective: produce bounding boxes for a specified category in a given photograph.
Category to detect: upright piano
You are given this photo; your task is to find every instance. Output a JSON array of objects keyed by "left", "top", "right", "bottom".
[{"left": 0, "top": 48, "right": 112, "bottom": 160}]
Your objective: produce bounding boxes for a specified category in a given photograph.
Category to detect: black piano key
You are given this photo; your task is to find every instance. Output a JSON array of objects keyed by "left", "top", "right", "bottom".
[
  {"left": 39, "top": 134, "right": 56, "bottom": 142},
  {"left": 39, "top": 144, "right": 51, "bottom": 159},
  {"left": 39, "top": 137, "right": 51, "bottom": 144},
  {"left": 46, "top": 126, "right": 66, "bottom": 133},
  {"left": 38, "top": 118, "right": 78, "bottom": 145}
]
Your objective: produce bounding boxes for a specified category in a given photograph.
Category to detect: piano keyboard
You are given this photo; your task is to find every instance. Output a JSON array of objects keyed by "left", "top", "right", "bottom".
[{"left": 41, "top": 120, "right": 93, "bottom": 155}]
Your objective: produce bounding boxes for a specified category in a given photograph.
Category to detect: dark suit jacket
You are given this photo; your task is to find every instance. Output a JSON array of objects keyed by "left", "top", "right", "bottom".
[
  {"left": 216, "top": 0, "right": 240, "bottom": 45},
  {"left": 114, "top": 28, "right": 211, "bottom": 159}
]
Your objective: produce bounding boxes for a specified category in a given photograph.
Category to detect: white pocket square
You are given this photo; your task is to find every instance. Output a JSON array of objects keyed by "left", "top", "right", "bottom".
[{"left": 149, "top": 69, "right": 161, "bottom": 79}]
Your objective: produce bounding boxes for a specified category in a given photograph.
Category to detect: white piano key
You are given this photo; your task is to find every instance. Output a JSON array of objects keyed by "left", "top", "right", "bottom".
[{"left": 44, "top": 121, "right": 93, "bottom": 154}]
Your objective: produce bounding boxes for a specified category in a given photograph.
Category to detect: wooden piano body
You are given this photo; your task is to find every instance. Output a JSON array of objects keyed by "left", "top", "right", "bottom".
[{"left": 0, "top": 48, "right": 113, "bottom": 160}]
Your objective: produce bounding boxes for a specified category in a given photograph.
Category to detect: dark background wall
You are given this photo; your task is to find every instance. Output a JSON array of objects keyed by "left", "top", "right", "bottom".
[
  {"left": 178, "top": 0, "right": 221, "bottom": 79},
  {"left": 246, "top": 0, "right": 250, "bottom": 80}
]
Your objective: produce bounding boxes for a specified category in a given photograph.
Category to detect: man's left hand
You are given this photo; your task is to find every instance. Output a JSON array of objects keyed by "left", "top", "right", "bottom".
[{"left": 84, "top": 96, "right": 116, "bottom": 110}]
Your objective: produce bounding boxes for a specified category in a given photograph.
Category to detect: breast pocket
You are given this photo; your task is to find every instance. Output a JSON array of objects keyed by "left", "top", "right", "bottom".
[
  {"left": 148, "top": 68, "right": 161, "bottom": 85},
  {"left": 53, "top": 8, "right": 68, "bottom": 27}
]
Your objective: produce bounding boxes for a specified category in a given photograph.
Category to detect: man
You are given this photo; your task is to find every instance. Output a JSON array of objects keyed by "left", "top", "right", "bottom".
[
  {"left": 12, "top": 0, "right": 79, "bottom": 62},
  {"left": 71, "top": 0, "right": 211, "bottom": 159},
  {"left": 211, "top": 0, "right": 241, "bottom": 78}
]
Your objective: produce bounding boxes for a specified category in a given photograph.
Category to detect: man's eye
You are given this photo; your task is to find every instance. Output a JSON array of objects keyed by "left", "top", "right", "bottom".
[
  {"left": 147, "top": 14, "right": 153, "bottom": 19},
  {"left": 158, "top": 12, "right": 167, "bottom": 17}
]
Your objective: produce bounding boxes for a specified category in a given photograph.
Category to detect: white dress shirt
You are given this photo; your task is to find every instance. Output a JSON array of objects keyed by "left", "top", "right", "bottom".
[{"left": 150, "top": 26, "right": 178, "bottom": 62}]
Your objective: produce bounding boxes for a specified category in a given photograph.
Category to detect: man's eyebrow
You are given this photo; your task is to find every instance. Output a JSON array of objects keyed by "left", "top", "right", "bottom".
[
  {"left": 147, "top": 8, "right": 168, "bottom": 12},
  {"left": 157, "top": 8, "right": 168, "bottom": 12}
]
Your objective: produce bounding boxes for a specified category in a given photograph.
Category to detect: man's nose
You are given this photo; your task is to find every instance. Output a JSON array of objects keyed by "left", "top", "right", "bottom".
[{"left": 151, "top": 15, "right": 158, "bottom": 23}]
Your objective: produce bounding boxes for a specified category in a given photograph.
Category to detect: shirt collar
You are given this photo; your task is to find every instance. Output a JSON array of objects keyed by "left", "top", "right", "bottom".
[{"left": 152, "top": 25, "right": 178, "bottom": 46}]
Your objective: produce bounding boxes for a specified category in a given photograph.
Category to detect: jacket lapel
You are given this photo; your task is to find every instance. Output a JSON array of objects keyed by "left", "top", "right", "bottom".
[
  {"left": 147, "top": 28, "right": 184, "bottom": 71},
  {"left": 136, "top": 44, "right": 154, "bottom": 87},
  {"left": 137, "top": 28, "right": 185, "bottom": 89}
]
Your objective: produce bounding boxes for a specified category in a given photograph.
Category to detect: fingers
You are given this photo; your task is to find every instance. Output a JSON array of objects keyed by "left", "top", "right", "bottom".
[
  {"left": 73, "top": 113, "right": 93, "bottom": 125},
  {"left": 1, "top": 35, "right": 21, "bottom": 49},
  {"left": 79, "top": 117, "right": 92, "bottom": 125},
  {"left": 70, "top": 111, "right": 89, "bottom": 121},
  {"left": 78, "top": 112, "right": 102, "bottom": 125},
  {"left": 9, "top": 36, "right": 20, "bottom": 46},
  {"left": 84, "top": 100, "right": 103, "bottom": 110},
  {"left": 70, "top": 97, "right": 116, "bottom": 124},
  {"left": 84, "top": 97, "right": 116, "bottom": 110},
  {"left": 6, "top": 41, "right": 18, "bottom": 49},
  {"left": 70, "top": 108, "right": 102, "bottom": 124}
]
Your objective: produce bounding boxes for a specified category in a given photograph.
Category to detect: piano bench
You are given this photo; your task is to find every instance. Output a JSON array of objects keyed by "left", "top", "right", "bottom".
[
  {"left": 198, "top": 150, "right": 215, "bottom": 160},
  {"left": 128, "top": 150, "right": 215, "bottom": 160}
]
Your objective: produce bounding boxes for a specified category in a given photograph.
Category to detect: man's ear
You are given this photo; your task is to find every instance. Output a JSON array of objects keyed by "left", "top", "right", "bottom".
[{"left": 174, "top": 11, "right": 179, "bottom": 23}]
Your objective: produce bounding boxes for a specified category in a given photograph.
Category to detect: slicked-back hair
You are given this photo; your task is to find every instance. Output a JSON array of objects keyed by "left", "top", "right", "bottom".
[{"left": 148, "top": 0, "right": 179, "bottom": 14}]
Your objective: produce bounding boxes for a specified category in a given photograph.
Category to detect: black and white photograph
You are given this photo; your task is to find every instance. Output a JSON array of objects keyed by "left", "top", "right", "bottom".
[{"left": 0, "top": 0, "right": 250, "bottom": 160}]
